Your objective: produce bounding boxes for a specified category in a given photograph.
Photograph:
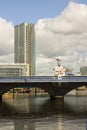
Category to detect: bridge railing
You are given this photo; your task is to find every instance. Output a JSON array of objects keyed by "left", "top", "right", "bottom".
[
  {"left": 26, "top": 76, "right": 87, "bottom": 82},
  {"left": 0, "top": 76, "right": 87, "bottom": 83},
  {"left": 0, "top": 76, "right": 25, "bottom": 82},
  {"left": 26, "top": 75, "right": 87, "bottom": 82}
]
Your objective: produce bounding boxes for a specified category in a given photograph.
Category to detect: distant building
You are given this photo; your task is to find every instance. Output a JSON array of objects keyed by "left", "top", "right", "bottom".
[
  {"left": 80, "top": 66, "right": 87, "bottom": 75},
  {"left": 0, "top": 22, "right": 35, "bottom": 77},
  {"left": 14, "top": 23, "right": 35, "bottom": 75},
  {"left": 0, "top": 63, "right": 29, "bottom": 77}
]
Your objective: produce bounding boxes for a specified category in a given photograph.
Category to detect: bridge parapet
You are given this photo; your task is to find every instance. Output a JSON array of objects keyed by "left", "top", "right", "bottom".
[
  {"left": 24, "top": 76, "right": 87, "bottom": 82},
  {"left": 0, "top": 76, "right": 87, "bottom": 83},
  {"left": 0, "top": 76, "right": 25, "bottom": 83}
]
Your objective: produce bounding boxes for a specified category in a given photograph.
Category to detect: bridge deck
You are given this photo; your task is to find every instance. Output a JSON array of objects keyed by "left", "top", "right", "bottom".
[{"left": 0, "top": 76, "right": 87, "bottom": 83}]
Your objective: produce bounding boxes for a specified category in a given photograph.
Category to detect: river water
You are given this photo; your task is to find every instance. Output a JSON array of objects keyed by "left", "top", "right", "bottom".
[{"left": 0, "top": 93, "right": 87, "bottom": 130}]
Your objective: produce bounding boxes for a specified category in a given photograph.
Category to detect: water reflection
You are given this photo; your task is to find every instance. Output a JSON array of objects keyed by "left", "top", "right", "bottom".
[
  {"left": 58, "top": 114, "right": 62, "bottom": 130},
  {"left": 0, "top": 94, "right": 87, "bottom": 130}
]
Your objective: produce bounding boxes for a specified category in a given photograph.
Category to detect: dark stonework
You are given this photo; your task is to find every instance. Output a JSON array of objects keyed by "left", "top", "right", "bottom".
[{"left": 0, "top": 81, "right": 87, "bottom": 100}]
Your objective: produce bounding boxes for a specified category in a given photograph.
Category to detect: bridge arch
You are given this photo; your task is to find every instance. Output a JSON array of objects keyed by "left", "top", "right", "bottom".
[{"left": 0, "top": 76, "right": 87, "bottom": 99}]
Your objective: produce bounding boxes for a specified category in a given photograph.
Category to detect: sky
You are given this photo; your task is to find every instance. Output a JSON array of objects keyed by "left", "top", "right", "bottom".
[
  {"left": 0, "top": 0, "right": 77, "bottom": 25},
  {"left": 0, "top": 0, "right": 87, "bottom": 75}
]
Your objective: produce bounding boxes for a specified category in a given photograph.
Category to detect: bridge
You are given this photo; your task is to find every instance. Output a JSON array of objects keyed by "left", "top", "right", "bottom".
[{"left": 0, "top": 76, "right": 87, "bottom": 99}]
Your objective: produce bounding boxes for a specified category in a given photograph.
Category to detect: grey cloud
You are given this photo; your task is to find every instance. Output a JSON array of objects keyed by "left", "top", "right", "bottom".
[
  {"left": 35, "top": 2, "right": 87, "bottom": 75},
  {"left": 0, "top": 17, "right": 14, "bottom": 55},
  {"left": 0, "top": 54, "right": 14, "bottom": 63}
]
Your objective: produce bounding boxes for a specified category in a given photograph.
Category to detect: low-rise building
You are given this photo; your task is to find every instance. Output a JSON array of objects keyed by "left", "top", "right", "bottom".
[{"left": 0, "top": 63, "right": 29, "bottom": 77}]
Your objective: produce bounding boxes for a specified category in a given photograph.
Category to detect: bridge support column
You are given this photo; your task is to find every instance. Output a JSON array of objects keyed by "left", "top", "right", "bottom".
[
  {"left": 0, "top": 95, "right": 2, "bottom": 101},
  {"left": 50, "top": 94, "right": 64, "bottom": 100},
  {"left": 50, "top": 94, "right": 56, "bottom": 100}
]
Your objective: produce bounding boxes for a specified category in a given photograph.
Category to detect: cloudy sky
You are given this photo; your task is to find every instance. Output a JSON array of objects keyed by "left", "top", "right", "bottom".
[{"left": 0, "top": 1, "right": 87, "bottom": 75}]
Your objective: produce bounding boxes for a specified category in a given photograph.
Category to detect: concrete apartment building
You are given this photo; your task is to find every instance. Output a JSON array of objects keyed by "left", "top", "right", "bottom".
[{"left": 14, "top": 23, "right": 35, "bottom": 75}]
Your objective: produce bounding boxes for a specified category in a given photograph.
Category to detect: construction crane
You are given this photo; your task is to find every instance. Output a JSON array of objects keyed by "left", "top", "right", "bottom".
[
  {"left": 47, "top": 55, "right": 66, "bottom": 77},
  {"left": 56, "top": 58, "right": 61, "bottom": 66},
  {"left": 47, "top": 55, "right": 61, "bottom": 66}
]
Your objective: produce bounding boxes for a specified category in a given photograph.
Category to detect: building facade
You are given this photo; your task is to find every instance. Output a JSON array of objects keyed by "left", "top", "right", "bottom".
[
  {"left": 0, "top": 64, "right": 29, "bottom": 77},
  {"left": 80, "top": 66, "right": 87, "bottom": 75},
  {"left": 14, "top": 23, "right": 35, "bottom": 75}
]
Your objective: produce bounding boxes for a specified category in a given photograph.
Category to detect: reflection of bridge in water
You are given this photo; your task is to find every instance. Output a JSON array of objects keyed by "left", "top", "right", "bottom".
[{"left": 0, "top": 76, "right": 87, "bottom": 99}]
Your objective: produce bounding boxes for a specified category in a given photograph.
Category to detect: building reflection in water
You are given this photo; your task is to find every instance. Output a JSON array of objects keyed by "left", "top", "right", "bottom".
[
  {"left": 58, "top": 114, "right": 62, "bottom": 130},
  {"left": 14, "top": 120, "right": 24, "bottom": 130},
  {"left": 14, "top": 120, "right": 35, "bottom": 130},
  {"left": 0, "top": 94, "right": 87, "bottom": 130}
]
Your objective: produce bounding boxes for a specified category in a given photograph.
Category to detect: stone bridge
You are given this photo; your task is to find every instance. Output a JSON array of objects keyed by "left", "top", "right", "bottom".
[{"left": 0, "top": 76, "right": 87, "bottom": 99}]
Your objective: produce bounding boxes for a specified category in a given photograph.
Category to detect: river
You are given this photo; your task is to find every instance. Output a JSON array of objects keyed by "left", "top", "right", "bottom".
[{"left": 0, "top": 93, "right": 87, "bottom": 130}]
